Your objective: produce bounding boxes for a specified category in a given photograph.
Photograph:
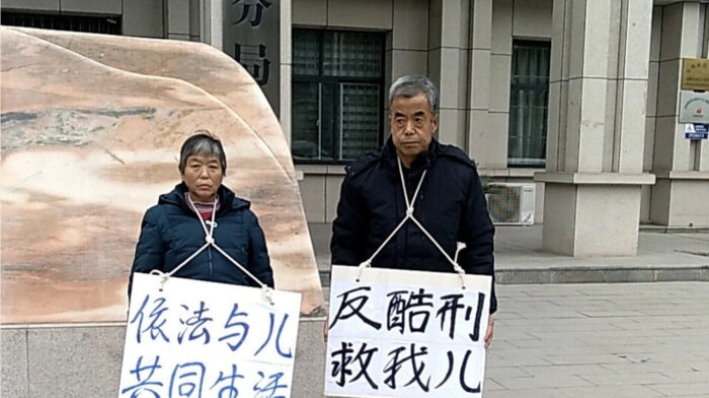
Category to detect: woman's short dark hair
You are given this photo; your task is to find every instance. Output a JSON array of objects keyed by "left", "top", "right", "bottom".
[{"left": 178, "top": 130, "right": 227, "bottom": 175}]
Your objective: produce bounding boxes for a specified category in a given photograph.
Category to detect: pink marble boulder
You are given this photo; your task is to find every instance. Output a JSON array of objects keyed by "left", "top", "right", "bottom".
[{"left": 1, "top": 27, "right": 325, "bottom": 324}]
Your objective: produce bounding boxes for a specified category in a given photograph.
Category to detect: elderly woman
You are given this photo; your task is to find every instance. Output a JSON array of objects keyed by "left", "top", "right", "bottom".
[{"left": 128, "top": 132, "right": 274, "bottom": 296}]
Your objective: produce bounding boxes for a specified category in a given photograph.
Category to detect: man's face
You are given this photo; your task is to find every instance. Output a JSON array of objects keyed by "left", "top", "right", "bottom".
[
  {"left": 389, "top": 92, "right": 438, "bottom": 165},
  {"left": 181, "top": 153, "right": 223, "bottom": 202}
]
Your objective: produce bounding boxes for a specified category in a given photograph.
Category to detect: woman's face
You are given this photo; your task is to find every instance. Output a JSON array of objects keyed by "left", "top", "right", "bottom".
[{"left": 181, "top": 153, "right": 223, "bottom": 202}]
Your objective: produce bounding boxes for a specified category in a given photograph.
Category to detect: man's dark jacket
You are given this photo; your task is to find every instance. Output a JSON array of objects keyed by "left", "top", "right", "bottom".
[
  {"left": 129, "top": 183, "right": 274, "bottom": 297},
  {"left": 331, "top": 138, "right": 497, "bottom": 313}
]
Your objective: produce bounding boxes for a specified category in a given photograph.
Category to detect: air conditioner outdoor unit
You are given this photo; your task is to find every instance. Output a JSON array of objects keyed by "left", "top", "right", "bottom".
[{"left": 485, "top": 182, "right": 536, "bottom": 225}]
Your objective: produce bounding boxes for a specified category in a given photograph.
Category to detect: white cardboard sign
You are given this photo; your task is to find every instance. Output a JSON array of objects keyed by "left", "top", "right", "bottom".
[
  {"left": 119, "top": 273, "right": 301, "bottom": 398},
  {"left": 325, "top": 265, "right": 492, "bottom": 398}
]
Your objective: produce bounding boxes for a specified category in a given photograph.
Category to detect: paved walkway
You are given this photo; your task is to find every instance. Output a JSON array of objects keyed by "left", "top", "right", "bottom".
[{"left": 485, "top": 282, "right": 709, "bottom": 397}]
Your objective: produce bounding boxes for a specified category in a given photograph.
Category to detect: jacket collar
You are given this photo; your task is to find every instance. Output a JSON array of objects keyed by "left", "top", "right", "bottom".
[
  {"left": 159, "top": 182, "right": 250, "bottom": 212},
  {"left": 383, "top": 136, "right": 441, "bottom": 173}
]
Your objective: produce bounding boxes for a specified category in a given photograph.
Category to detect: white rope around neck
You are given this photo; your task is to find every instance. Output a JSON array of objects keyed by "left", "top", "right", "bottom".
[
  {"left": 356, "top": 158, "right": 468, "bottom": 288},
  {"left": 149, "top": 193, "right": 273, "bottom": 304}
]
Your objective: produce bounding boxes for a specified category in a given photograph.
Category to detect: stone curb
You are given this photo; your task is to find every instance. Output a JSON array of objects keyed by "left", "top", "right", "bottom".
[{"left": 318, "top": 265, "right": 709, "bottom": 286}]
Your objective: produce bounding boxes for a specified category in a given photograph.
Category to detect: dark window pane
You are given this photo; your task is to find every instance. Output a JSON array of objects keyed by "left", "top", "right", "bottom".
[
  {"left": 323, "top": 31, "right": 383, "bottom": 78},
  {"left": 292, "top": 82, "right": 321, "bottom": 160},
  {"left": 340, "top": 83, "right": 380, "bottom": 160},
  {"left": 293, "top": 30, "right": 321, "bottom": 76},
  {"left": 292, "top": 28, "right": 384, "bottom": 163},
  {"left": 321, "top": 83, "right": 338, "bottom": 160},
  {"left": 508, "top": 41, "right": 550, "bottom": 167},
  {"left": 1, "top": 12, "right": 122, "bottom": 35}
]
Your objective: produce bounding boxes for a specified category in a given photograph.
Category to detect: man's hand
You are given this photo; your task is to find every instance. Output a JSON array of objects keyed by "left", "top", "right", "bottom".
[{"left": 485, "top": 315, "right": 494, "bottom": 349}]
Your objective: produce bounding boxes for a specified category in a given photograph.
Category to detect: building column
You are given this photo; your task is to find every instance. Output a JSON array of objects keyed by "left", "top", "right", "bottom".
[
  {"left": 650, "top": 2, "right": 709, "bottom": 228},
  {"left": 200, "top": 0, "right": 222, "bottom": 48},
  {"left": 535, "top": 0, "right": 655, "bottom": 256},
  {"left": 165, "top": 0, "right": 197, "bottom": 41},
  {"left": 467, "top": 0, "right": 493, "bottom": 166},
  {"left": 278, "top": 0, "right": 292, "bottom": 144},
  {"left": 427, "top": 0, "right": 493, "bottom": 160},
  {"left": 427, "top": 0, "right": 470, "bottom": 150},
  {"left": 387, "top": 0, "right": 429, "bottom": 105}
]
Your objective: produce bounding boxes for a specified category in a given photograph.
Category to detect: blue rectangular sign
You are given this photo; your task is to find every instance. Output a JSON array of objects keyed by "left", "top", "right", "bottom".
[
  {"left": 685, "top": 132, "right": 708, "bottom": 140},
  {"left": 685, "top": 123, "right": 708, "bottom": 139}
]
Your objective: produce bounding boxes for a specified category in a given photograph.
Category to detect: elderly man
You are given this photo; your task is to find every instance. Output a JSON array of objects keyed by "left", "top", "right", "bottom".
[{"left": 329, "top": 75, "right": 496, "bottom": 347}]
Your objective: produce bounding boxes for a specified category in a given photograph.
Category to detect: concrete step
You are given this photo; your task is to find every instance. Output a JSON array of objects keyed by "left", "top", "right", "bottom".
[{"left": 317, "top": 264, "right": 709, "bottom": 286}]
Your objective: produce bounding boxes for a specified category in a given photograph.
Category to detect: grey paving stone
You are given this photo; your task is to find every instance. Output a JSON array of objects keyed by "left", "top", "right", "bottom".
[
  {"left": 541, "top": 353, "right": 632, "bottom": 366},
  {"left": 506, "top": 340, "right": 585, "bottom": 350},
  {"left": 566, "top": 329, "right": 675, "bottom": 340},
  {"left": 1, "top": 328, "right": 29, "bottom": 398},
  {"left": 504, "top": 317, "right": 614, "bottom": 328},
  {"left": 293, "top": 320, "right": 326, "bottom": 397},
  {"left": 572, "top": 343, "right": 667, "bottom": 354},
  {"left": 493, "top": 330, "right": 539, "bottom": 341},
  {"left": 578, "top": 310, "right": 647, "bottom": 318},
  {"left": 661, "top": 370, "right": 709, "bottom": 383},
  {"left": 519, "top": 322, "right": 623, "bottom": 334},
  {"left": 642, "top": 315, "right": 708, "bottom": 324},
  {"left": 484, "top": 340, "right": 519, "bottom": 351},
  {"left": 601, "top": 362, "right": 703, "bottom": 375},
  {"left": 608, "top": 320, "right": 688, "bottom": 331},
  {"left": 486, "top": 353, "right": 551, "bottom": 367},
  {"left": 492, "top": 311, "right": 525, "bottom": 320},
  {"left": 578, "top": 372, "right": 673, "bottom": 386},
  {"left": 493, "top": 375, "right": 594, "bottom": 390},
  {"left": 521, "top": 364, "right": 615, "bottom": 377},
  {"left": 27, "top": 326, "right": 125, "bottom": 398},
  {"left": 668, "top": 328, "right": 709, "bottom": 336},
  {"left": 484, "top": 385, "right": 665, "bottom": 398},
  {"left": 485, "top": 366, "right": 531, "bottom": 379},
  {"left": 648, "top": 382, "right": 709, "bottom": 396},
  {"left": 482, "top": 379, "right": 506, "bottom": 391}
]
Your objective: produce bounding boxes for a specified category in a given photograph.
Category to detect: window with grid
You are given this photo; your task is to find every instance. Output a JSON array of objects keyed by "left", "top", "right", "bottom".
[
  {"left": 1, "top": 12, "right": 122, "bottom": 35},
  {"left": 508, "top": 41, "right": 550, "bottom": 167},
  {"left": 291, "top": 29, "right": 384, "bottom": 162}
]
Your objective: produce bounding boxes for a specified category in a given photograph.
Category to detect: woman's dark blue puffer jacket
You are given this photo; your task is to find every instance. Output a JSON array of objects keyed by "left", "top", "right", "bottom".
[{"left": 128, "top": 183, "right": 274, "bottom": 298}]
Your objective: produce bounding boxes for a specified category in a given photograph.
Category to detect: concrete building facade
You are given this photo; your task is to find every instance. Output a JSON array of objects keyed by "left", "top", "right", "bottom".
[{"left": 3, "top": 0, "right": 709, "bottom": 256}]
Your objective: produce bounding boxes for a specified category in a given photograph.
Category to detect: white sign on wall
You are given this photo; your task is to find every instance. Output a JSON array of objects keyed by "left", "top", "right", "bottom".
[
  {"left": 679, "top": 91, "right": 709, "bottom": 124},
  {"left": 119, "top": 273, "right": 301, "bottom": 398},
  {"left": 325, "top": 265, "right": 492, "bottom": 398}
]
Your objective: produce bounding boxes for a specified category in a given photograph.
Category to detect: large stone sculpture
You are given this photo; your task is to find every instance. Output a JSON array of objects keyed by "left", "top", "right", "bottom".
[{"left": 1, "top": 27, "right": 325, "bottom": 324}]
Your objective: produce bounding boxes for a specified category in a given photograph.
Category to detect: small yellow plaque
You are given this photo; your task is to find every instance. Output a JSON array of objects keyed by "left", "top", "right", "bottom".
[{"left": 682, "top": 58, "right": 709, "bottom": 91}]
